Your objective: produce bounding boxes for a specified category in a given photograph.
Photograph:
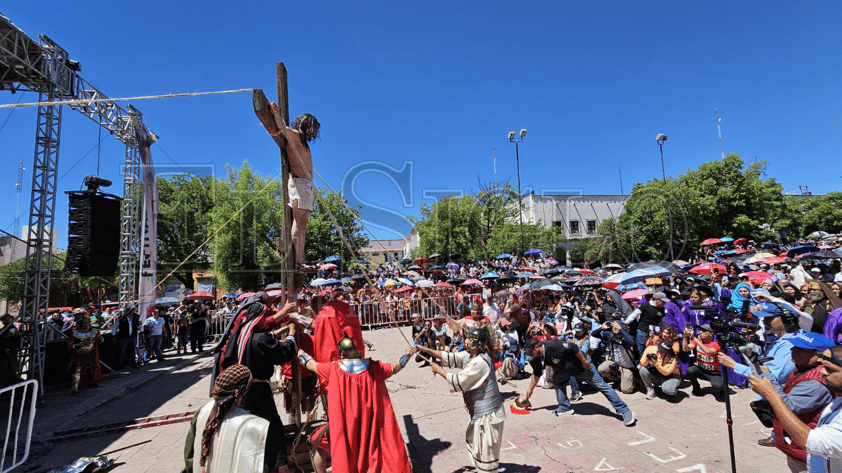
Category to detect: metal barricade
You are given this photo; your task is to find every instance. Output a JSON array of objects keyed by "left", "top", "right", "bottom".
[
  {"left": 350, "top": 296, "right": 463, "bottom": 328},
  {"left": 207, "top": 312, "right": 228, "bottom": 342},
  {"left": 0, "top": 380, "right": 37, "bottom": 473}
]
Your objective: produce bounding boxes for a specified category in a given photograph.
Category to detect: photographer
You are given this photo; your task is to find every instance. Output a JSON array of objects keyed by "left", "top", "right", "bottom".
[
  {"left": 624, "top": 292, "right": 668, "bottom": 357},
  {"left": 639, "top": 326, "right": 681, "bottom": 400},
  {"left": 594, "top": 321, "right": 637, "bottom": 394},
  {"left": 749, "top": 334, "right": 839, "bottom": 473},
  {"left": 682, "top": 324, "right": 724, "bottom": 398}
]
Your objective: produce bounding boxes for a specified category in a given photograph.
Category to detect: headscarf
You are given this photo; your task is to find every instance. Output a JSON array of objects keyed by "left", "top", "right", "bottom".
[
  {"left": 729, "top": 282, "right": 752, "bottom": 312},
  {"left": 210, "top": 293, "right": 269, "bottom": 395},
  {"left": 606, "top": 290, "right": 634, "bottom": 319},
  {"left": 201, "top": 364, "right": 252, "bottom": 473}
]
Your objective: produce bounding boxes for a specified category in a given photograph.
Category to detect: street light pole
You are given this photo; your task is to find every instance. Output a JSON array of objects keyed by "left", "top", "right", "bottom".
[
  {"left": 509, "top": 129, "right": 527, "bottom": 258},
  {"left": 656, "top": 134, "right": 674, "bottom": 262}
]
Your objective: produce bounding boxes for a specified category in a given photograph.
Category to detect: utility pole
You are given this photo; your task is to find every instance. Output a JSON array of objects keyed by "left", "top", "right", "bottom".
[
  {"left": 657, "top": 134, "right": 674, "bottom": 262},
  {"left": 715, "top": 108, "right": 725, "bottom": 159}
]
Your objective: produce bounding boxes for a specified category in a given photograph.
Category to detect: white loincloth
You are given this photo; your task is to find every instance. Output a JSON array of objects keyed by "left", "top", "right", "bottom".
[
  {"left": 288, "top": 176, "right": 315, "bottom": 211},
  {"left": 466, "top": 404, "right": 506, "bottom": 473}
]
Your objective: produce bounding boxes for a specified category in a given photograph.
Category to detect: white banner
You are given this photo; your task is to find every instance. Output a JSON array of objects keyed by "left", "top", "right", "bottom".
[{"left": 134, "top": 118, "right": 158, "bottom": 322}]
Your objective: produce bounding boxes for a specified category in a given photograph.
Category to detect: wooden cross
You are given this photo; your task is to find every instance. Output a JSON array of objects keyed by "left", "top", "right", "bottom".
[{"left": 252, "top": 62, "right": 304, "bottom": 426}]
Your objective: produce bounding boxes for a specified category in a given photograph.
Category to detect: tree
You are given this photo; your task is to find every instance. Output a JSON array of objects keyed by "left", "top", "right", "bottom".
[
  {"left": 210, "top": 162, "right": 283, "bottom": 290},
  {"left": 304, "top": 188, "right": 369, "bottom": 264},
  {"left": 156, "top": 174, "right": 215, "bottom": 289},
  {"left": 617, "top": 154, "right": 784, "bottom": 261},
  {"left": 775, "top": 192, "right": 842, "bottom": 239}
]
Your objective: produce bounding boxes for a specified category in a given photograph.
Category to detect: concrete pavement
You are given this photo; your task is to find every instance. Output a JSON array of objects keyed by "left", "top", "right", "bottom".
[{"left": 21, "top": 327, "right": 790, "bottom": 472}]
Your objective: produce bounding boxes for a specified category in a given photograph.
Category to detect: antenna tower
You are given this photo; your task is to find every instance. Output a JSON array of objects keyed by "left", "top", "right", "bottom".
[
  {"left": 14, "top": 159, "right": 24, "bottom": 237},
  {"left": 492, "top": 147, "right": 497, "bottom": 191},
  {"left": 715, "top": 108, "right": 725, "bottom": 159}
]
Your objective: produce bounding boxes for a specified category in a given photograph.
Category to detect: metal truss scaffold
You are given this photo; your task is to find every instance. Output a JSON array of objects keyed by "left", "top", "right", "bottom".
[{"left": 1, "top": 12, "right": 148, "bottom": 393}]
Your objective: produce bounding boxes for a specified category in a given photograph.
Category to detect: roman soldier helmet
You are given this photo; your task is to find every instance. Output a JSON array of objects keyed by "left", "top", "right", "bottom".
[
  {"left": 464, "top": 325, "right": 490, "bottom": 348},
  {"left": 338, "top": 335, "right": 356, "bottom": 353}
]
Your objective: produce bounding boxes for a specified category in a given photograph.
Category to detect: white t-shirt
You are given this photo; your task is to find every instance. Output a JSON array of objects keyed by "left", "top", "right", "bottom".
[{"left": 806, "top": 397, "right": 842, "bottom": 473}]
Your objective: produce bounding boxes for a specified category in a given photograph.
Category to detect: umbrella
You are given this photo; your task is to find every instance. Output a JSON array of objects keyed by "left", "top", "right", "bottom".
[
  {"left": 519, "top": 266, "right": 537, "bottom": 272},
  {"left": 323, "top": 255, "right": 342, "bottom": 263},
  {"left": 496, "top": 289, "right": 512, "bottom": 297},
  {"left": 787, "top": 245, "right": 820, "bottom": 258},
  {"left": 449, "top": 253, "right": 461, "bottom": 259},
  {"left": 720, "top": 236, "right": 734, "bottom": 242},
  {"left": 733, "top": 238, "right": 747, "bottom": 245},
  {"left": 743, "top": 253, "right": 776, "bottom": 264},
  {"left": 222, "top": 292, "right": 239, "bottom": 299},
  {"left": 761, "top": 256, "right": 788, "bottom": 265},
  {"left": 266, "top": 289, "right": 284, "bottom": 298},
  {"left": 322, "top": 278, "right": 341, "bottom": 286},
  {"left": 264, "top": 283, "right": 283, "bottom": 290},
  {"left": 461, "top": 279, "right": 482, "bottom": 286},
  {"left": 340, "top": 277, "right": 354, "bottom": 283},
  {"left": 626, "top": 260, "right": 683, "bottom": 274},
  {"left": 807, "top": 231, "right": 831, "bottom": 240},
  {"left": 435, "top": 282, "right": 452, "bottom": 287},
  {"left": 745, "top": 271, "right": 772, "bottom": 284},
  {"left": 555, "top": 265, "right": 572, "bottom": 270},
  {"left": 602, "top": 264, "right": 623, "bottom": 270},
  {"left": 530, "top": 278, "right": 554, "bottom": 289},
  {"left": 237, "top": 292, "right": 256, "bottom": 301},
  {"left": 565, "top": 270, "right": 583, "bottom": 277},
  {"left": 524, "top": 248, "right": 543, "bottom": 256},
  {"left": 155, "top": 296, "right": 181, "bottom": 305},
  {"left": 481, "top": 272, "right": 500, "bottom": 279},
  {"left": 395, "top": 286, "right": 413, "bottom": 293},
  {"left": 416, "top": 280, "right": 434, "bottom": 288},
  {"left": 357, "top": 259, "right": 372, "bottom": 264},
  {"left": 622, "top": 288, "right": 649, "bottom": 301},
  {"left": 380, "top": 279, "right": 397, "bottom": 286},
  {"left": 310, "top": 278, "right": 327, "bottom": 287},
  {"left": 446, "top": 262, "right": 460, "bottom": 270},
  {"left": 671, "top": 260, "right": 689, "bottom": 267},
  {"left": 320, "top": 263, "right": 337, "bottom": 271},
  {"left": 447, "top": 277, "right": 466, "bottom": 284},
  {"left": 514, "top": 272, "right": 535, "bottom": 279},
  {"left": 616, "top": 283, "right": 647, "bottom": 292},
  {"left": 578, "top": 268, "right": 595, "bottom": 275},
  {"left": 399, "top": 257, "right": 412, "bottom": 265},
  {"left": 689, "top": 263, "right": 726, "bottom": 275},
  {"left": 428, "top": 253, "right": 442, "bottom": 259},
  {"left": 799, "top": 249, "right": 842, "bottom": 260},
  {"left": 186, "top": 292, "right": 215, "bottom": 301},
  {"left": 542, "top": 284, "right": 564, "bottom": 291},
  {"left": 408, "top": 265, "right": 422, "bottom": 270},
  {"left": 700, "top": 238, "right": 722, "bottom": 246},
  {"left": 574, "top": 276, "right": 603, "bottom": 286},
  {"left": 406, "top": 270, "right": 421, "bottom": 278},
  {"left": 398, "top": 277, "right": 415, "bottom": 286},
  {"left": 602, "top": 282, "right": 621, "bottom": 290},
  {"left": 351, "top": 274, "right": 366, "bottom": 280},
  {"left": 617, "top": 266, "right": 670, "bottom": 285},
  {"left": 496, "top": 253, "right": 514, "bottom": 259},
  {"left": 413, "top": 257, "right": 428, "bottom": 264}
]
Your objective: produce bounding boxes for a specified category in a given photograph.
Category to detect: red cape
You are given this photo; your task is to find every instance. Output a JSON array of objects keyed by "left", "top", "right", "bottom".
[
  {"left": 316, "top": 360, "right": 412, "bottom": 473},
  {"left": 313, "top": 300, "right": 365, "bottom": 363}
]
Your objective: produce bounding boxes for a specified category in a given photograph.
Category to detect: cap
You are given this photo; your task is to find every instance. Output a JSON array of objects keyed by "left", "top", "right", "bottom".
[
  {"left": 788, "top": 332, "right": 835, "bottom": 351},
  {"left": 698, "top": 324, "right": 713, "bottom": 332},
  {"left": 721, "top": 276, "right": 729, "bottom": 282},
  {"left": 651, "top": 291, "right": 669, "bottom": 302},
  {"left": 573, "top": 324, "right": 585, "bottom": 332},
  {"left": 810, "top": 267, "right": 822, "bottom": 273},
  {"left": 751, "top": 302, "right": 783, "bottom": 319},
  {"left": 524, "top": 338, "right": 542, "bottom": 353},
  {"left": 657, "top": 340, "right": 674, "bottom": 354}
]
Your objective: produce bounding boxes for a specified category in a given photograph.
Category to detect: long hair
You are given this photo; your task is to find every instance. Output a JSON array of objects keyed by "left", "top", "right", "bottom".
[{"left": 292, "top": 113, "right": 320, "bottom": 144}]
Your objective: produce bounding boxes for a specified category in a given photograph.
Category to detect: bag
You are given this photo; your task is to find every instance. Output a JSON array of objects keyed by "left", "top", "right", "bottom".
[{"left": 750, "top": 400, "right": 775, "bottom": 428}]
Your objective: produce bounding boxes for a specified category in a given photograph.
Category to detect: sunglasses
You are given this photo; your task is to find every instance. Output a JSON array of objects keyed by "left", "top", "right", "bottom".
[{"left": 820, "top": 354, "right": 842, "bottom": 369}]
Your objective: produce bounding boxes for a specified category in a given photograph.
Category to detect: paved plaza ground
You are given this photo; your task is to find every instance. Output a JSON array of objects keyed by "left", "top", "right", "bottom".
[{"left": 19, "top": 326, "right": 792, "bottom": 473}]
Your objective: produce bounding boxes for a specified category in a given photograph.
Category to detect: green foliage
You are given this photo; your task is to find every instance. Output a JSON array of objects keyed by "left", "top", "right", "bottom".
[
  {"left": 157, "top": 174, "right": 215, "bottom": 288},
  {"left": 0, "top": 254, "right": 67, "bottom": 305},
  {"left": 210, "top": 162, "right": 284, "bottom": 290},
  {"left": 775, "top": 192, "right": 842, "bottom": 238},
  {"left": 411, "top": 183, "right": 561, "bottom": 260},
  {"left": 305, "top": 188, "right": 369, "bottom": 264},
  {"left": 617, "top": 154, "right": 784, "bottom": 261}
]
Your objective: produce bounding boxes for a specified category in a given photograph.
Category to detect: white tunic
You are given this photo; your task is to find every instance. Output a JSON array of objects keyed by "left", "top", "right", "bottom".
[{"left": 192, "top": 401, "right": 269, "bottom": 473}]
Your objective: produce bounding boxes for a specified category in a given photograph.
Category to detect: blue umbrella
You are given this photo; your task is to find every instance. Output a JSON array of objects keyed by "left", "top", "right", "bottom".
[
  {"left": 496, "top": 253, "right": 514, "bottom": 259},
  {"left": 155, "top": 296, "right": 181, "bottom": 305},
  {"left": 515, "top": 272, "right": 535, "bottom": 279},
  {"left": 323, "top": 255, "right": 342, "bottom": 263},
  {"left": 398, "top": 277, "right": 415, "bottom": 286},
  {"left": 357, "top": 259, "right": 372, "bottom": 264},
  {"left": 720, "top": 236, "right": 734, "bottom": 242},
  {"left": 222, "top": 292, "right": 238, "bottom": 299},
  {"left": 340, "top": 277, "right": 354, "bottom": 283},
  {"left": 787, "top": 245, "right": 820, "bottom": 258},
  {"left": 481, "top": 272, "right": 500, "bottom": 279},
  {"left": 322, "top": 278, "right": 341, "bottom": 286},
  {"left": 524, "top": 248, "right": 543, "bottom": 256},
  {"left": 555, "top": 265, "right": 572, "bottom": 270},
  {"left": 310, "top": 278, "right": 327, "bottom": 287},
  {"left": 446, "top": 262, "right": 459, "bottom": 270},
  {"left": 617, "top": 266, "right": 670, "bottom": 285}
]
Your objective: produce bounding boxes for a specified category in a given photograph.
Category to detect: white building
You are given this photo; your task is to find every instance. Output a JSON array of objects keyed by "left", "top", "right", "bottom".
[{"left": 521, "top": 193, "right": 629, "bottom": 264}]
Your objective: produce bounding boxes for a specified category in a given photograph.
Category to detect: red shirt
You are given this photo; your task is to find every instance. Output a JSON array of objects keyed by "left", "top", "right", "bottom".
[{"left": 693, "top": 339, "right": 721, "bottom": 374}]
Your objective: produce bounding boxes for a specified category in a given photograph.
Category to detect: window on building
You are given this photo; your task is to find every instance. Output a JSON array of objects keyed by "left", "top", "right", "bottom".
[
  {"left": 587, "top": 220, "right": 597, "bottom": 234},
  {"left": 552, "top": 221, "right": 562, "bottom": 228},
  {"left": 570, "top": 220, "right": 580, "bottom": 234}
]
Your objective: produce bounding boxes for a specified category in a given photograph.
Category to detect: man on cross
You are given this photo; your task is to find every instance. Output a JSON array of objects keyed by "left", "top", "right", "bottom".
[{"left": 270, "top": 105, "right": 320, "bottom": 270}]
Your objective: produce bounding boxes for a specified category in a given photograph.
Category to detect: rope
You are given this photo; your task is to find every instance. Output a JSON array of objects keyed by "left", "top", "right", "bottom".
[{"left": 0, "top": 88, "right": 255, "bottom": 109}]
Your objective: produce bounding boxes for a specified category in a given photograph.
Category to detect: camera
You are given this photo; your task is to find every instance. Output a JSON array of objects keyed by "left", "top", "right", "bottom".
[
  {"left": 646, "top": 353, "right": 658, "bottom": 362},
  {"left": 691, "top": 305, "right": 760, "bottom": 347}
]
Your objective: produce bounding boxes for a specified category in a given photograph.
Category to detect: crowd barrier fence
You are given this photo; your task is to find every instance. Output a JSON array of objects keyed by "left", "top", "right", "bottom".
[{"left": 0, "top": 380, "right": 37, "bottom": 473}]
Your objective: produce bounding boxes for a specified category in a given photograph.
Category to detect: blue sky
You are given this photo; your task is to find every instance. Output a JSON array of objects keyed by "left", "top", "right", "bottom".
[{"left": 2, "top": 1, "right": 840, "bottom": 246}]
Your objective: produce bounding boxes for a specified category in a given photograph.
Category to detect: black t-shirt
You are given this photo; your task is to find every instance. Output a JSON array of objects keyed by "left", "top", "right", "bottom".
[
  {"left": 529, "top": 339, "right": 584, "bottom": 379},
  {"left": 638, "top": 303, "right": 665, "bottom": 332}
]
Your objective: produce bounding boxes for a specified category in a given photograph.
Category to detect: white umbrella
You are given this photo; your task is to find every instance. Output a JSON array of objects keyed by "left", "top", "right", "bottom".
[
  {"left": 310, "top": 278, "right": 327, "bottom": 287},
  {"left": 416, "top": 279, "right": 434, "bottom": 288}
]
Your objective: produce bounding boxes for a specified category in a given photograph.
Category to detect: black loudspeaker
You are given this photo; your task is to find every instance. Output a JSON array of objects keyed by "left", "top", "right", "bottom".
[{"left": 65, "top": 191, "right": 122, "bottom": 276}]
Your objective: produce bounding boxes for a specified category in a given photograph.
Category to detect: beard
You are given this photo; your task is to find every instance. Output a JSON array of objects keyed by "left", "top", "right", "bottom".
[{"left": 809, "top": 294, "right": 824, "bottom": 303}]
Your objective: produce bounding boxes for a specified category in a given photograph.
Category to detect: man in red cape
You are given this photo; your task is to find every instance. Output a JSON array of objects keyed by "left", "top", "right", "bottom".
[
  {"left": 299, "top": 337, "right": 417, "bottom": 473},
  {"left": 312, "top": 294, "right": 365, "bottom": 363}
]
